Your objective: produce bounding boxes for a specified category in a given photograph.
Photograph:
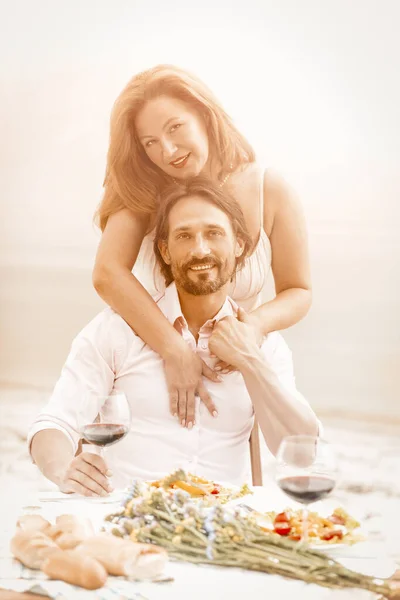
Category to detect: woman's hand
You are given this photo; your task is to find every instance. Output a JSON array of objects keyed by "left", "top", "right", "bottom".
[
  {"left": 212, "top": 309, "right": 264, "bottom": 374},
  {"left": 164, "top": 344, "right": 220, "bottom": 428}
]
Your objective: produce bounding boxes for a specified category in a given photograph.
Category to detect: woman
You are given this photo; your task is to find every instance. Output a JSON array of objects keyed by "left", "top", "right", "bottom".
[{"left": 93, "top": 64, "right": 312, "bottom": 428}]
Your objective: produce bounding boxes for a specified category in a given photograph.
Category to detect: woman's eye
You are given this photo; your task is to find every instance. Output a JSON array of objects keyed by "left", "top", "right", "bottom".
[
  {"left": 146, "top": 140, "right": 155, "bottom": 148},
  {"left": 177, "top": 233, "right": 189, "bottom": 240},
  {"left": 209, "top": 230, "right": 222, "bottom": 237},
  {"left": 170, "top": 123, "right": 182, "bottom": 133}
]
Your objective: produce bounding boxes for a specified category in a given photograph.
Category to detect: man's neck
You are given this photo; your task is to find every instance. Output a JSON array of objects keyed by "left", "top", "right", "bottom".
[{"left": 177, "top": 285, "right": 229, "bottom": 339}]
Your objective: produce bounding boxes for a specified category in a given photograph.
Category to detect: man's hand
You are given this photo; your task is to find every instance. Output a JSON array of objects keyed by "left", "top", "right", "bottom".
[
  {"left": 209, "top": 308, "right": 263, "bottom": 372},
  {"left": 58, "top": 452, "right": 113, "bottom": 497}
]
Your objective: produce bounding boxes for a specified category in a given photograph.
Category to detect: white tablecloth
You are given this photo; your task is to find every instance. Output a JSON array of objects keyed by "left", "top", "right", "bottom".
[{"left": 0, "top": 482, "right": 396, "bottom": 600}]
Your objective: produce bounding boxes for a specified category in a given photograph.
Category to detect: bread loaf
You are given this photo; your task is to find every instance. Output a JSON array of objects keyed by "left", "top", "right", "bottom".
[
  {"left": 47, "top": 514, "right": 94, "bottom": 549},
  {"left": 42, "top": 549, "right": 107, "bottom": 590},
  {"left": 75, "top": 535, "right": 167, "bottom": 579},
  {"left": 10, "top": 530, "right": 59, "bottom": 569},
  {"left": 16, "top": 515, "right": 51, "bottom": 534}
]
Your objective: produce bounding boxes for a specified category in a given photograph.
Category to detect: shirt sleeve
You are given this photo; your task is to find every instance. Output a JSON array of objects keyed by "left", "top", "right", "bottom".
[
  {"left": 27, "top": 309, "right": 132, "bottom": 457},
  {"left": 260, "top": 332, "right": 324, "bottom": 437}
]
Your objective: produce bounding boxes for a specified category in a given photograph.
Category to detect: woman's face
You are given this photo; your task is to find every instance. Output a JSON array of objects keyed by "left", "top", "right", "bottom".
[{"left": 135, "top": 95, "right": 210, "bottom": 179}]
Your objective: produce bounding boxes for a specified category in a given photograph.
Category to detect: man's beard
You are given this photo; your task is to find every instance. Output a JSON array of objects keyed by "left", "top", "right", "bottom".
[{"left": 171, "top": 256, "right": 235, "bottom": 296}]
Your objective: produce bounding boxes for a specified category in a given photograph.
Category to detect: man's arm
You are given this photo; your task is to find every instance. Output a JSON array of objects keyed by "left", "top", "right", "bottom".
[
  {"left": 29, "top": 310, "right": 127, "bottom": 495},
  {"left": 30, "top": 430, "right": 112, "bottom": 497},
  {"left": 31, "top": 429, "right": 74, "bottom": 485},
  {"left": 209, "top": 309, "right": 320, "bottom": 456},
  {"left": 235, "top": 345, "right": 319, "bottom": 455}
]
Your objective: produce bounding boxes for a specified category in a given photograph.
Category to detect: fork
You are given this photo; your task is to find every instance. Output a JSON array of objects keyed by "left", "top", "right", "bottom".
[{"left": 236, "top": 503, "right": 257, "bottom": 514}]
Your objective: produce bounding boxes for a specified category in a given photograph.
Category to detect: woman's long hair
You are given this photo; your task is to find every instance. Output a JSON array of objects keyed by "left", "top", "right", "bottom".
[{"left": 96, "top": 65, "right": 255, "bottom": 231}]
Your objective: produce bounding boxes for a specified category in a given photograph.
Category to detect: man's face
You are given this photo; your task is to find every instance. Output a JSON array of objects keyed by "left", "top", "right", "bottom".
[{"left": 159, "top": 195, "right": 244, "bottom": 295}]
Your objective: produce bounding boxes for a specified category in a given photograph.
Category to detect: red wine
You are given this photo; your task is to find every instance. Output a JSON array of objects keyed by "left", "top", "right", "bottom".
[
  {"left": 278, "top": 475, "right": 335, "bottom": 504},
  {"left": 81, "top": 423, "right": 129, "bottom": 447}
]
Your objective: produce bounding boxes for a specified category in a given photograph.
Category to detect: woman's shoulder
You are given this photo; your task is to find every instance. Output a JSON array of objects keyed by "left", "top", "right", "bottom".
[
  {"left": 231, "top": 166, "right": 299, "bottom": 231},
  {"left": 227, "top": 162, "right": 265, "bottom": 236},
  {"left": 262, "top": 169, "right": 303, "bottom": 232},
  {"left": 235, "top": 163, "right": 290, "bottom": 199},
  {"left": 227, "top": 161, "right": 261, "bottom": 200},
  {"left": 230, "top": 161, "right": 261, "bottom": 184},
  {"left": 233, "top": 163, "right": 290, "bottom": 196},
  {"left": 229, "top": 165, "right": 300, "bottom": 238},
  {"left": 103, "top": 207, "right": 151, "bottom": 239}
]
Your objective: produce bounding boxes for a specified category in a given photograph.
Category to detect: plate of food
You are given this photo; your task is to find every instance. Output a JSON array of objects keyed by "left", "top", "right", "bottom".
[
  {"left": 148, "top": 469, "right": 252, "bottom": 505},
  {"left": 250, "top": 506, "right": 365, "bottom": 552}
]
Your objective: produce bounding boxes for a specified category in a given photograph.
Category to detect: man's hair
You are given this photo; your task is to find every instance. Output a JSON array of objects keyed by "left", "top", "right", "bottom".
[{"left": 153, "top": 177, "right": 253, "bottom": 286}]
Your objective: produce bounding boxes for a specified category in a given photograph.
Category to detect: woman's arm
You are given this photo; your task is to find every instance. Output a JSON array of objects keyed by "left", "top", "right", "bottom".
[
  {"left": 92, "top": 209, "right": 219, "bottom": 426},
  {"left": 249, "top": 171, "right": 312, "bottom": 335},
  {"left": 93, "top": 209, "right": 180, "bottom": 356}
]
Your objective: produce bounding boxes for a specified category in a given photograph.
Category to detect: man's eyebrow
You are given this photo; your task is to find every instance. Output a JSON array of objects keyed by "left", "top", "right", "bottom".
[
  {"left": 140, "top": 117, "right": 179, "bottom": 140},
  {"left": 207, "top": 224, "right": 226, "bottom": 230},
  {"left": 172, "top": 224, "right": 226, "bottom": 233},
  {"left": 172, "top": 226, "right": 191, "bottom": 234}
]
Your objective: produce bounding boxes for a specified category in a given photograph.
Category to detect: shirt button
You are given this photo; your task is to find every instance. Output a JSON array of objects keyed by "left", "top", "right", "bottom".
[{"left": 200, "top": 341, "right": 207, "bottom": 350}]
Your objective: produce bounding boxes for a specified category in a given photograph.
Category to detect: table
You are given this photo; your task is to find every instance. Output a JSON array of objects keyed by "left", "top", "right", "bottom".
[
  {"left": 0, "top": 591, "right": 48, "bottom": 599},
  {"left": 0, "top": 483, "right": 398, "bottom": 600}
]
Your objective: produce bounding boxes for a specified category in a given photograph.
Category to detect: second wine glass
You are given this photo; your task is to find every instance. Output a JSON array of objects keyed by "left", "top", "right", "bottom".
[{"left": 275, "top": 435, "right": 337, "bottom": 543}]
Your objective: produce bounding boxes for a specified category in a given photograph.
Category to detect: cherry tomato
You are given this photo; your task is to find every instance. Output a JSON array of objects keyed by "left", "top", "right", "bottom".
[
  {"left": 274, "top": 511, "right": 291, "bottom": 524},
  {"left": 211, "top": 487, "right": 220, "bottom": 494},
  {"left": 322, "top": 529, "right": 344, "bottom": 541},
  {"left": 274, "top": 522, "right": 291, "bottom": 536}
]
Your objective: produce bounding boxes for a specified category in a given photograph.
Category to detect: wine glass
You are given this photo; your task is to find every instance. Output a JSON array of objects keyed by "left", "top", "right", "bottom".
[
  {"left": 77, "top": 392, "right": 131, "bottom": 480},
  {"left": 275, "top": 435, "right": 337, "bottom": 543}
]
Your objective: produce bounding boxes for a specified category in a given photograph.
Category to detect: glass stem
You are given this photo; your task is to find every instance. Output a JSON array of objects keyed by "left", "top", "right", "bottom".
[{"left": 302, "top": 507, "right": 309, "bottom": 543}]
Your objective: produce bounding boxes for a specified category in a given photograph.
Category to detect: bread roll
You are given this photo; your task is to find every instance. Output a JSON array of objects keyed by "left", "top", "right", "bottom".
[
  {"left": 17, "top": 515, "right": 51, "bottom": 534},
  {"left": 42, "top": 549, "right": 107, "bottom": 590},
  {"left": 47, "top": 514, "right": 94, "bottom": 549},
  {"left": 10, "top": 530, "right": 59, "bottom": 569},
  {"left": 50, "top": 532, "right": 85, "bottom": 550},
  {"left": 76, "top": 535, "right": 167, "bottom": 579}
]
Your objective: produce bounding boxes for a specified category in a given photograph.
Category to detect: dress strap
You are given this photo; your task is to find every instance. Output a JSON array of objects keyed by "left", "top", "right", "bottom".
[{"left": 259, "top": 168, "right": 266, "bottom": 228}]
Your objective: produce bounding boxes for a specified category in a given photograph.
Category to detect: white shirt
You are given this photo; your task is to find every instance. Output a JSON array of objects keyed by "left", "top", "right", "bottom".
[{"left": 28, "top": 283, "right": 315, "bottom": 486}]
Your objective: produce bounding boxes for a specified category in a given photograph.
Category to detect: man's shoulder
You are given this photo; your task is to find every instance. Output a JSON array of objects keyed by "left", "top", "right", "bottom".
[
  {"left": 76, "top": 307, "right": 136, "bottom": 346},
  {"left": 70, "top": 307, "right": 147, "bottom": 372},
  {"left": 153, "top": 290, "right": 168, "bottom": 309}
]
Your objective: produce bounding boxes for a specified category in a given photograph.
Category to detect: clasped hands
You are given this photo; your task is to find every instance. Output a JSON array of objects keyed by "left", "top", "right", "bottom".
[{"left": 210, "top": 308, "right": 263, "bottom": 373}]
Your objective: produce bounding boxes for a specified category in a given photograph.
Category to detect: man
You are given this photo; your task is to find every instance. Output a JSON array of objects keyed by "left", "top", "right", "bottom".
[{"left": 29, "top": 179, "right": 320, "bottom": 496}]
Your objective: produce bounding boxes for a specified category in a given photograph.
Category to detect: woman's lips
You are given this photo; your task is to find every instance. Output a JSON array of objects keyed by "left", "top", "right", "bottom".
[{"left": 170, "top": 153, "right": 190, "bottom": 169}]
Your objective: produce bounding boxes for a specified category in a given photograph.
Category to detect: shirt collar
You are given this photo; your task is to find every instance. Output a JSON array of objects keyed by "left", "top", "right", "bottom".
[{"left": 162, "top": 282, "right": 239, "bottom": 333}]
